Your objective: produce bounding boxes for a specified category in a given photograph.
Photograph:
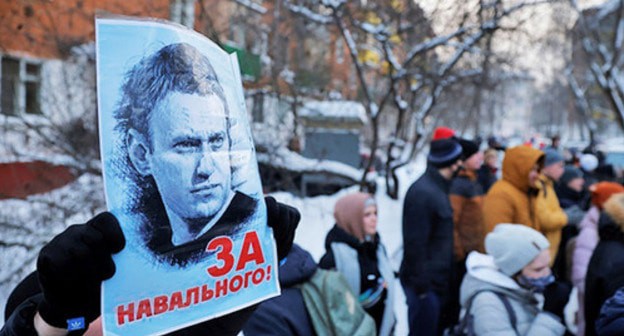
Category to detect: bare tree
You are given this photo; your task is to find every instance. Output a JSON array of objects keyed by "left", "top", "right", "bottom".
[
  {"left": 569, "top": 0, "right": 624, "bottom": 132},
  {"left": 283, "top": 0, "right": 552, "bottom": 198},
  {"left": 0, "top": 44, "right": 107, "bottom": 312}
]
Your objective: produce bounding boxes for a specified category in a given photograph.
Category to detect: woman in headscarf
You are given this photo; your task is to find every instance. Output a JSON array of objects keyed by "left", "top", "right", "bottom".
[{"left": 319, "top": 192, "right": 396, "bottom": 336}]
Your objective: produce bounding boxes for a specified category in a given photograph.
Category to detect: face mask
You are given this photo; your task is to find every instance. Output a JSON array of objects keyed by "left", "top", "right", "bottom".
[{"left": 517, "top": 274, "right": 555, "bottom": 293}]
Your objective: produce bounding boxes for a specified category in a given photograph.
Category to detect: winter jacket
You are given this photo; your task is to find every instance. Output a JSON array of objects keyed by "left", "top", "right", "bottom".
[
  {"left": 584, "top": 193, "right": 624, "bottom": 336},
  {"left": 400, "top": 165, "right": 455, "bottom": 298},
  {"left": 556, "top": 183, "right": 590, "bottom": 210},
  {"left": 243, "top": 244, "right": 316, "bottom": 336},
  {"left": 459, "top": 252, "right": 566, "bottom": 336},
  {"left": 572, "top": 206, "right": 600, "bottom": 290},
  {"left": 319, "top": 225, "right": 396, "bottom": 336},
  {"left": 477, "top": 164, "right": 498, "bottom": 193},
  {"left": 595, "top": 286, "right": 624, "bottom": 336},
  {"left": 535, "top": 176, "right": 568, "bottom": 264},
  {"left": 571, "top": 206, "right": 600, "bottom": 336},
  {"left": 450, "top": 169, "right": 486, "bottom": 260},
  {"left": 483, "top": 146, "right": 544, "bottom": 233}
]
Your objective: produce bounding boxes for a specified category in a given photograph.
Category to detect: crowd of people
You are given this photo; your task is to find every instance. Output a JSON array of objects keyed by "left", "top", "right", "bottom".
[
  {"left": 2, "top": 128, "right": 624, "bottom": 336},
  {"left": 401, "top": 128, "right": 624, "bottom": 336}
]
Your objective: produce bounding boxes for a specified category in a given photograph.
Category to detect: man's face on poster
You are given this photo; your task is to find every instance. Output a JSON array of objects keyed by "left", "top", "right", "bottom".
[{"left": 130, "top": 92, "right": 232, "bottom": 231}]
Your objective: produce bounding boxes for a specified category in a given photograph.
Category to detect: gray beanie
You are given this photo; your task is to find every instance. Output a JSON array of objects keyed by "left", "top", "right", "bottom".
[
  {"left": 543, "top": 149, "right": 564, "bottom": 167},
  {"left": 485, "top": 224, "right": 550, "bottom": 276}
]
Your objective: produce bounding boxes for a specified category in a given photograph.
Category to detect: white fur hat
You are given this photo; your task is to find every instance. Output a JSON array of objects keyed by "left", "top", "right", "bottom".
[{"left": 580, "top": 153, "right": 599, "bottom": 172}]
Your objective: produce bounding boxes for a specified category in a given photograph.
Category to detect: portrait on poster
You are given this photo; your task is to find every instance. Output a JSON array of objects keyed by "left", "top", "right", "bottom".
[
  {"left": 96, "top": 17, "right": 278, "bottom": 336},
  {"left": 111, "top": 41, "right": 258, "bottom": 266}
]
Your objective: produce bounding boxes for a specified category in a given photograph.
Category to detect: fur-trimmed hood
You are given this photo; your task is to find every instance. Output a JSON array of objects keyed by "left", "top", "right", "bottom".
[{"left": 604, "top": 193, "right": 624, "bottom": 232}]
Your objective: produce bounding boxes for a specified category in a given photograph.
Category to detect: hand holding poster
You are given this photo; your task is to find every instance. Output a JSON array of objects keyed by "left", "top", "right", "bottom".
[{"left": 96, "top": 16, "right": 279, "bottom": 336}]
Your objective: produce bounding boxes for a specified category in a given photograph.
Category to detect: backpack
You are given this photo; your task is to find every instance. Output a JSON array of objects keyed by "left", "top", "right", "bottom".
[
  {"left": 443, "top": 289, "right": 518, "bottom": 336},
  {"left": 297, "top": 269, "right": 376, "bottom": 336}
]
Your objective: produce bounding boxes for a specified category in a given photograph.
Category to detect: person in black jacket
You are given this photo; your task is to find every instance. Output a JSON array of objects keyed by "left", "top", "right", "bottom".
[
  {"left": 596, "top": 286, "right": 624, "bottom": 336},
  {"left": 552, "top": 165, "right": 588, "bottom": 283},
  {"left": 555, "top": 166, "right": 589, "bottom": 211},
  {"left": 242, "top": 244, "right": 316, "bottom": 336},
  {"left": 477, "top": 148, "right": 499, "bottom": 193},
  {"left": 449, "top": 138, "right": 485, "bottom": 330},
  {"left": 1, "top": 197, "right": 299, "bottom": 336},
  {"left": 400, "top": 128, "right": 463, "bottom": 336},
  {"left": 584, "top": 192, "right": 624, "bottom": 336}
]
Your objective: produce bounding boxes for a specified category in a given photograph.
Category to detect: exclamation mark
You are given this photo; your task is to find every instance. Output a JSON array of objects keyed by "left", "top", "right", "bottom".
[{"left": 265, "top": 265, "right": 272, "bottom": 281}]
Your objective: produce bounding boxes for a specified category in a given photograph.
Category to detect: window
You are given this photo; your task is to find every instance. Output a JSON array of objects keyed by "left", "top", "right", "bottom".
[
  {"left": 1, "top": 56, "right": 41, "bottom": 116},
  {"left": 169, "top": 0, "right": 195, "bottom": 28},
  {"left": 252, "top": 94, "right": 264, "bottom": 123}
]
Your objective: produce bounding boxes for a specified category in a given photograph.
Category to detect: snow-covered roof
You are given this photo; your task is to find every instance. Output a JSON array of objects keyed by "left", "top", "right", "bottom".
[
  {"left": 256, "top": 146, "right": 365, "bottom": 182},
  {"left": 299, "top": 100, "right": 367, "bottom": 124}
]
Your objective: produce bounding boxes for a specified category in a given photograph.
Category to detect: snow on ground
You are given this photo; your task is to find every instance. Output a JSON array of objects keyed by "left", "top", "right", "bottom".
[{"left": 0, "top": 157, "right": 427, "bottom": 333}]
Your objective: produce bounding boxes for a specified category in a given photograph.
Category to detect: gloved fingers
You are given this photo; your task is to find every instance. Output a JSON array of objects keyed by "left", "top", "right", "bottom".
[
  {"left": 264, "top": 196, "right": 278, "bottom": 226},
  {"left": 38, "top": 229, "right": 115, "bottom": 285},
  {"left": 38, "top": 211, "right": 123, "bottom": 272},
  {"left": 79, "top": 224, "right": 119, "bottom": 279},
  {"left": 65, "top": 243, "right": 105, "bottom": 281},
  {"left": 37, "top": 225, "right": 82, "bottom": 280},
  {"left": 265, "top": 196, "right": 301, "bottom": 229},
  {"left": 277, "top": 203, "right": 300, "bottom": 259},
  {"left": 97, "top": 254, "right": 117, "bottom": 280},
  {"left": 87, "top": 212, "right": 125, "bottom": 253},
  {"left": 278, "top": 202, "right": 301, "bottom": 228},
  {"left": 67, "top": 244, "right": 116, "bottom": 281},
  {"left": 37, "top": 252, "right": 63, "bottom": 286}
]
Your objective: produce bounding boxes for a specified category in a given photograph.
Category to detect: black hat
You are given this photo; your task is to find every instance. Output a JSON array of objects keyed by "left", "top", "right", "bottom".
[
  {"left": 428, "top": 138, "right": 463, "bottom": 168},
  {"left": 458, "top": 138, "right": 480, "bottom": 160},
  {"left": 560, "top": 166, "right": 583, "bottom": 185}
]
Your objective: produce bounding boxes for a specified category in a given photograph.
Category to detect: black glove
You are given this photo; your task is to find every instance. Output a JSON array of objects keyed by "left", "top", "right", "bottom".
[
  {"left": 542, "top": 281, "right": 572, "bottom": 320},
  {"left": 265, "top": 196, "right": 300, "bottom": 260},
  {"left": 37, "top": 212, "right": 125, "bottom": 330}
]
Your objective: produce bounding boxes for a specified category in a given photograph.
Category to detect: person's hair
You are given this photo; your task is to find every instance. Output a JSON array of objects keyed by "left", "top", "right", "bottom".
[{"left": 112, "top": 43, "right": 231, "bottom": 264}]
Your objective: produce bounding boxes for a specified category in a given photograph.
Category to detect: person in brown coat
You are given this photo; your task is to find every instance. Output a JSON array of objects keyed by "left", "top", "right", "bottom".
[
  {"left": 449, "top": 138, "right": 486, "bottom": 334},
  {"left": 483, "top": 145, "right": 545, "bottom": 233},
  {"left": 451, "top": 139, "right": 486, "bottom": 260}
]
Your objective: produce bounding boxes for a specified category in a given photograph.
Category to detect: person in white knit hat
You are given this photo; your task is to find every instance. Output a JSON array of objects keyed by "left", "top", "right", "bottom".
[
  {"left": 457, "top": 224, "right": 572, "bottom": 335},
  {"left": 580, "top": 153, "right": 599, "bottom": 188}
]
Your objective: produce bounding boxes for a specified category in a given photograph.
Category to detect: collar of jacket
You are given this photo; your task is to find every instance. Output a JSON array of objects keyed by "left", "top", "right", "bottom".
[
  {"left": 465, "top": 252, "right": 522, "bottom": 291},
  {"left": 458, "top": 168, "right": 478, "bottom": 180},
  {"left": 426, "top": 164, "right": 452, "bottom": 193},
  {"left": 325, "top": 224, "right": 379, "bottom": 251}
]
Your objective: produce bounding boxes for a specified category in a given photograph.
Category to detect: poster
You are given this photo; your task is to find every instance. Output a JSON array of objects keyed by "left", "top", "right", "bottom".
[{"left": 96, "top": 16, "right": 279, "bottom": 336}]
